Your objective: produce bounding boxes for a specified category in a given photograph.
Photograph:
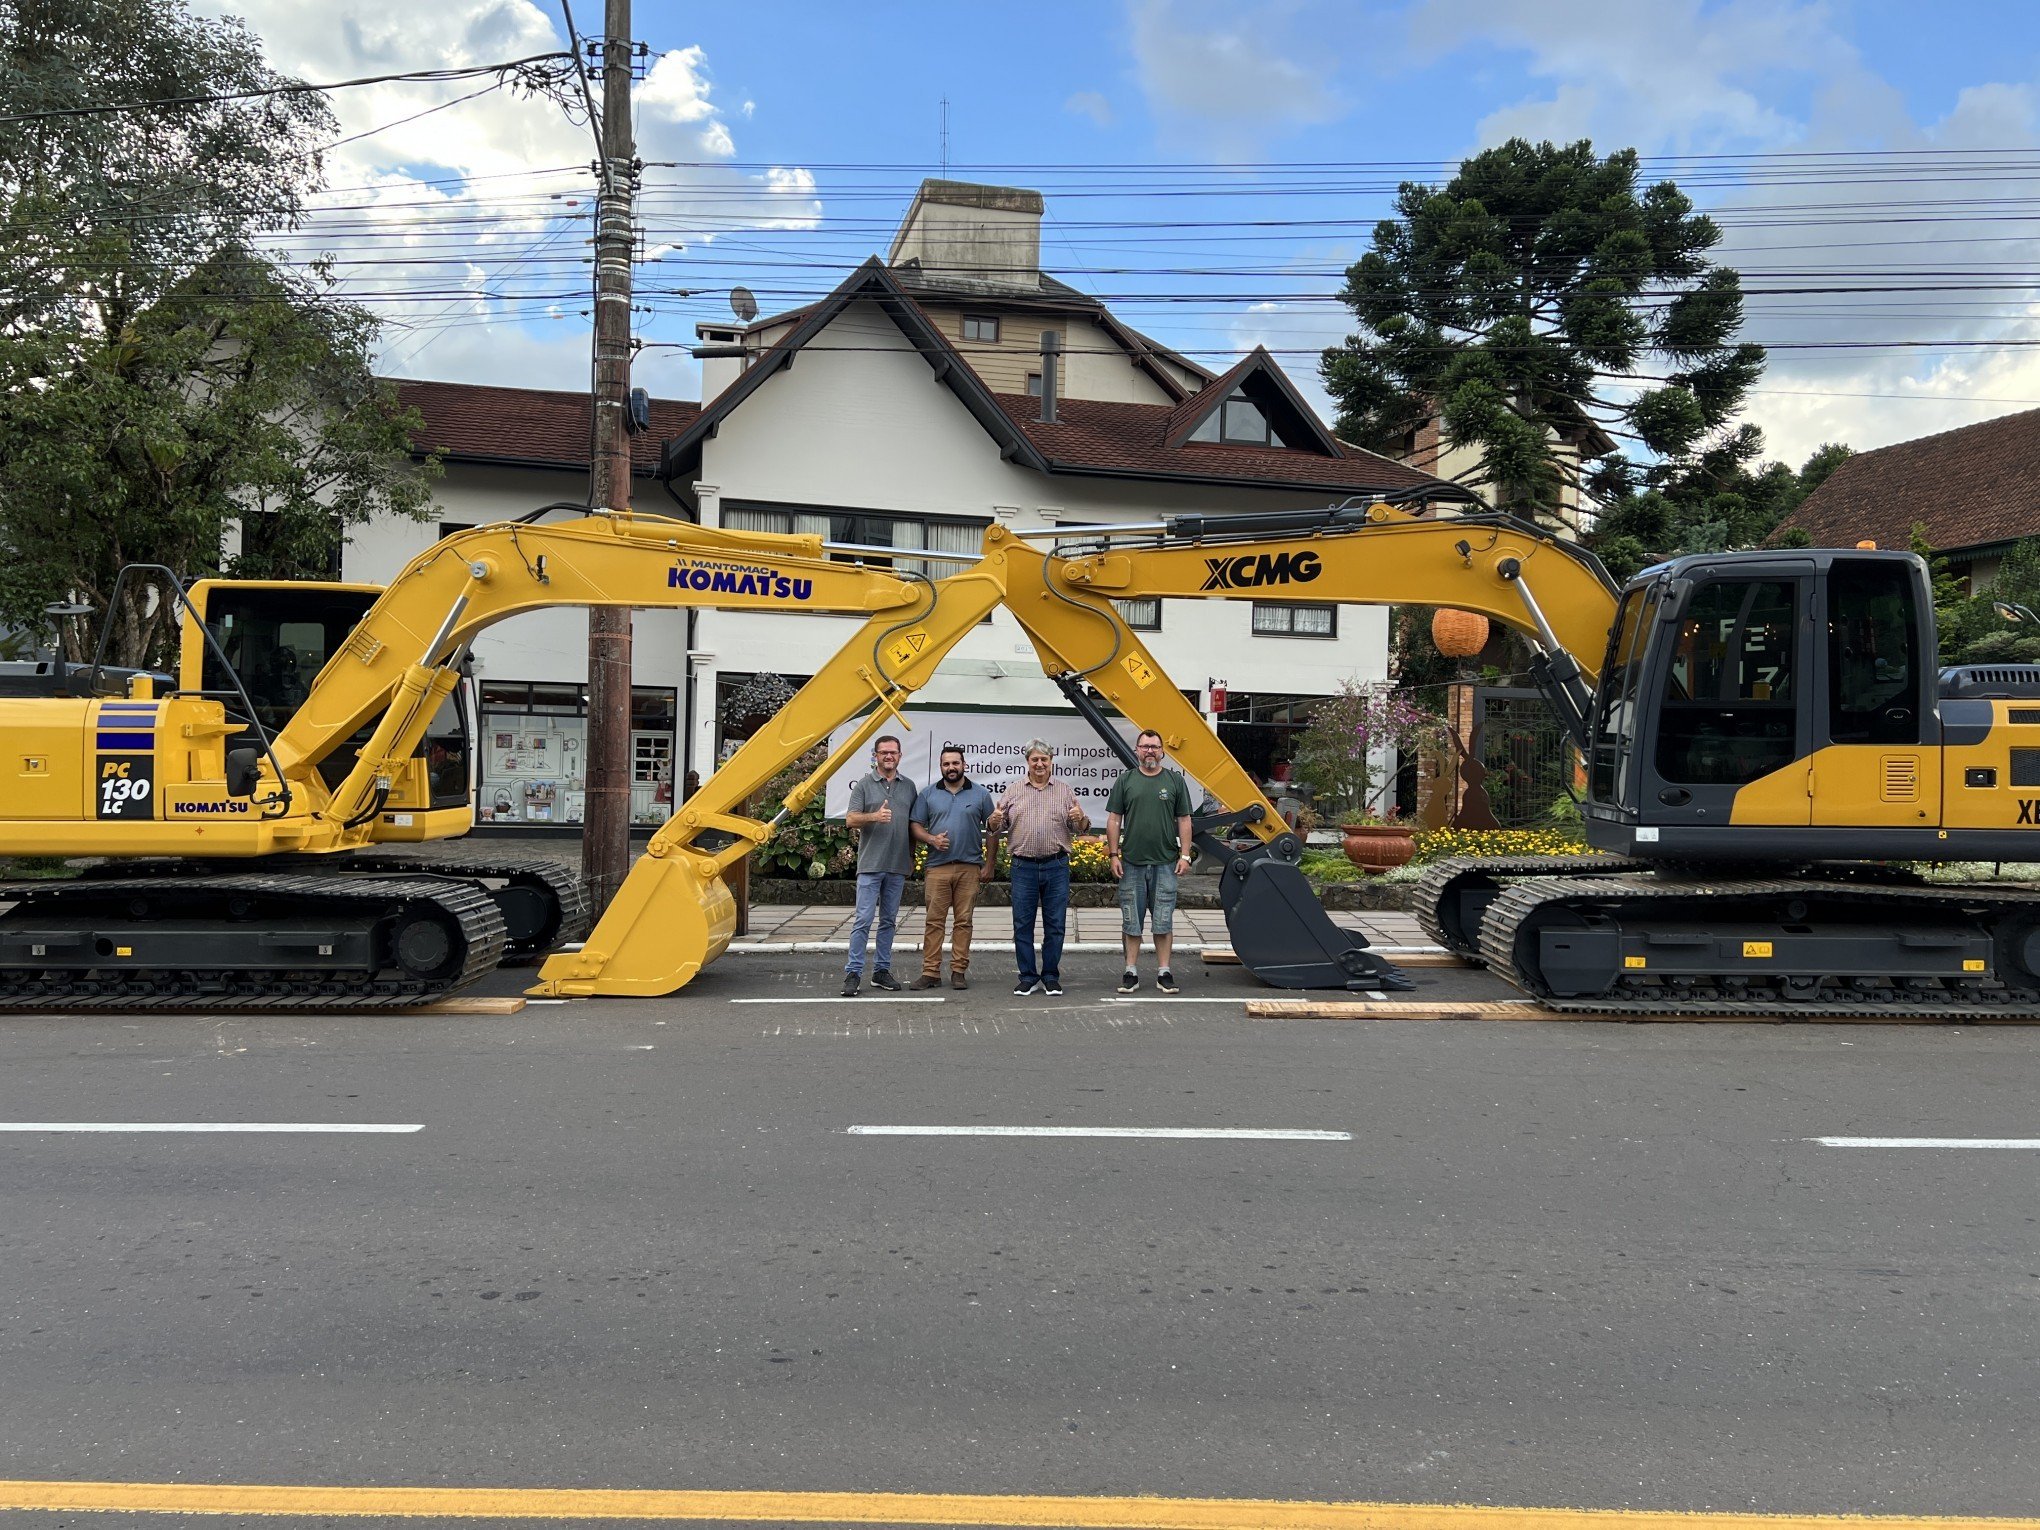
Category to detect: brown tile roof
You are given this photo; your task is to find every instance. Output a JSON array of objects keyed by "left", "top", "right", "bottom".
[
  {"left": 1769, "top": 407, "right": 2040, "bottom": 553},
  {"left": 992, "top": 394, "right": 1445, "bottom": 495},
  {"left": 392, "top": 379, "right": 700, "bottom": 474}
]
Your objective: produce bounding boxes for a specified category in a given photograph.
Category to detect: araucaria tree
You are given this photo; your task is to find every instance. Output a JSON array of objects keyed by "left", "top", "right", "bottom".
[
  {"left": 1321, "top": 138, "right": 1764, "bottom": 522},
  {"left": 0, "top": 0, "right": 436, "bottom": 666}
]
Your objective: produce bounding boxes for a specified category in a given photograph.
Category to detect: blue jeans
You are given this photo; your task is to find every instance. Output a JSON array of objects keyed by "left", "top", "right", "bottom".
[
  {"left": 1009, "top": 854, "right": 1069, "bottom": 986},
  {"left": 845, "top": 871, "right": 906, "bottom": 975}
]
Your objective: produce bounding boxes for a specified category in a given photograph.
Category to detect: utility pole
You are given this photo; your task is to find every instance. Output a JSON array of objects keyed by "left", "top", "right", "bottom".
[{"left": 582, "top": 0, "right": 636, "bottom": 914}]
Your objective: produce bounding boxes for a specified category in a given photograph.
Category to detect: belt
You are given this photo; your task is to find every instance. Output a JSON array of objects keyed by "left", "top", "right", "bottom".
[{"left": 1011, "top": 851, "right": 1067, "bottom": 861}]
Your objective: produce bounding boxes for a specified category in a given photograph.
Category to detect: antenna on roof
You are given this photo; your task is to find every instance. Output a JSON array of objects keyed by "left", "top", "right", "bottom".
[
  {"left": 729, "top": 286, "right": 758, "bottom": 322},
  {"left": 939, "top": 96, "right": 949, "bottom": 178}
]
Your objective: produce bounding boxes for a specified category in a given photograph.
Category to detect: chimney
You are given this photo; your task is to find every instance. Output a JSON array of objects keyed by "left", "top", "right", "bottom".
[{"left": 1038, "top": 331, "right": 1059, "bottom": 423}]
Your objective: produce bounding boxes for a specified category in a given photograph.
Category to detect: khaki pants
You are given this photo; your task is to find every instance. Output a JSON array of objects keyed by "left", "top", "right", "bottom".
[{"left": 921, "top": 861, "right": 982, "bottom": 976}]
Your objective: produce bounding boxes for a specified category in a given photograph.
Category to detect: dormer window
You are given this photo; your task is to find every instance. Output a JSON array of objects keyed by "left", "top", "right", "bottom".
[
  {"left": 962, "top": 315, "right": 1000, "bottom": 343},
  {"left": 1189, "top": 390, "right": 1276, "bottom": 446}
]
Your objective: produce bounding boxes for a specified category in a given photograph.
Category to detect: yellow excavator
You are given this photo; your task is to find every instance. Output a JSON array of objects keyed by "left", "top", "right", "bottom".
[
  {"left": 0, "top": 511, "right": 936, "bottom": 1007},
  {"left": 980, "top": 498, "right": 2040, "bottom": 1016}
]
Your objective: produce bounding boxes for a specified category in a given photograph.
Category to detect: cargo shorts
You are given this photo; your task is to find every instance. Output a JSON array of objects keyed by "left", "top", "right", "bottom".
[{"left": 1118, "top": 862, "right": 1179, "bottom": 938}]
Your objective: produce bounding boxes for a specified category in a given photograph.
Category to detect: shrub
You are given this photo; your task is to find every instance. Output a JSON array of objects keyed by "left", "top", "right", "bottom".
[{"left": 1412, "top": 826, "right": 1591, "bottom": 863}]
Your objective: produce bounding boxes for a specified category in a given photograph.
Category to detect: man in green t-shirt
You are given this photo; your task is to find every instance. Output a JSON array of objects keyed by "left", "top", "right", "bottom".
[{"left": 1105, "top": 729, "right": 1195, "bottom": 995}]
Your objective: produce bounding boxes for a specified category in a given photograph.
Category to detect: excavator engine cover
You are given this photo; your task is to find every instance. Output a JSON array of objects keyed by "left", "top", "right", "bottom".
[{"left": 1220, "top": 857, "right": 1413, "bottom": 992}]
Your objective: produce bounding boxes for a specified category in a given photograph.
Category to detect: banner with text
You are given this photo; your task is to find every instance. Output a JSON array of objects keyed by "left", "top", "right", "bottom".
[{"left": 822, "top": 711, "right": 1207, "bottom": 820}]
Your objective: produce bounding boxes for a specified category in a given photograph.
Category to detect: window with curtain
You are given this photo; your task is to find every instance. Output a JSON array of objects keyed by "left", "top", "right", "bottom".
[{"left": 1251, "top": 603, "right": 1337, "bottom": 637}]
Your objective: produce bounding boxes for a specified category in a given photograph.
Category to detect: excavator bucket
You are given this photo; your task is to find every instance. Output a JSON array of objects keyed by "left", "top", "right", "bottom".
[
  {"left": 1221, "top": 858, "right": 1414, "bottom": 992},
  {"left": 528, "top": 852, "right": 736, "bottom": 998}
]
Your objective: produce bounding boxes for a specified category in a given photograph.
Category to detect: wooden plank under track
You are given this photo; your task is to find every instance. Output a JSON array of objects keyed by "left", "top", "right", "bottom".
[{"left": 1246, "top": 999, "right": 2040, "bottom": 1025}]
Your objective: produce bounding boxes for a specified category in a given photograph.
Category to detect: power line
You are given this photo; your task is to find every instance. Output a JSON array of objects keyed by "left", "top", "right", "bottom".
[{"left": 0, "top": 54, "right": 574, "bottom": 125}]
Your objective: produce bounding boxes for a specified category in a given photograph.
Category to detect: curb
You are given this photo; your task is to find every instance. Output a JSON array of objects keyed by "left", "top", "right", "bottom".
[{"left": 726, "top": 941, "right": 1446, "bottom": 956}]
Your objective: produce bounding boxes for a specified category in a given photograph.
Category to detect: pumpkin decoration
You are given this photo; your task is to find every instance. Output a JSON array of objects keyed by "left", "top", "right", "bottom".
[{"left": 1430, "top": 607, "right": 1490, "bottom": 660}]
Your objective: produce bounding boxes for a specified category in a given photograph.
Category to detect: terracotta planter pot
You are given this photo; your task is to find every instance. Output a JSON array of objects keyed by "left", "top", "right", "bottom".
[{"left": 1340, "top": 823, "right": 1417, "bottom": 875}]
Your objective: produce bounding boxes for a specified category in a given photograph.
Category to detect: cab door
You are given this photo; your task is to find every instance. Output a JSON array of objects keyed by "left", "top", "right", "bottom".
[
  {"left": 1641, "top": 570, "right": 1812, "bottom": 829},
  {"left": 1809, "top": 557, "right": 1940, "bottom": 827}
]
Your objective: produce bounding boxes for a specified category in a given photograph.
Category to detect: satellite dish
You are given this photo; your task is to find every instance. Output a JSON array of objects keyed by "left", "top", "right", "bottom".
[{"left": 729, "top": 286, "right": 758, "bottom": 322}]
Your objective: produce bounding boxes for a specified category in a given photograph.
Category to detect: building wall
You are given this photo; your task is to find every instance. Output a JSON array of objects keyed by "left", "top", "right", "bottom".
[{"left": 688, "top": 297, "right": 1388, "bottom": 780}]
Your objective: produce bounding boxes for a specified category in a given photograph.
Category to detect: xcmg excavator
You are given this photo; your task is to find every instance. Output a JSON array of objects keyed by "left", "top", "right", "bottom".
[{"left": 993, "top": 499, "right": 2040, "bottom": 1016}]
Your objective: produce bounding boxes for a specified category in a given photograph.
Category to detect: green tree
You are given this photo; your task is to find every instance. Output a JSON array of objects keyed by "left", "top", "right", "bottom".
[
  {"left": 0, "top": 0, "right": 435, "bottom": 666},
  {"left": 1322, "top": 138, "right": 1764, "bottom": 521},
  {"left": 1934, "top": 536, "right": 2040, "bottom": 667},
  {"left": 1585, "top": 441, "right": 1844, "bottom": 582}
]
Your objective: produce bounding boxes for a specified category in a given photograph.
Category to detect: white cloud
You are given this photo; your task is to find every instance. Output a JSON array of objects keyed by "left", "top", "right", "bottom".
[
  {"left": 188, "top": 1, "right": 818, "bottom": 400},
  {"left": 1066, "top": 90, "right": 1115, "bottom": 128},
  {"left": 1128, "top": 0, "right": 1340, "bottom": 151},
  {"left": 1395, "top": 0, "right": 2040, "bottom": 466}
]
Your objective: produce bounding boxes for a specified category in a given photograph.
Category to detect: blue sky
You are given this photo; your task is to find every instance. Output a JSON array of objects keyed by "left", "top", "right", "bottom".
[{"left": 208, "top": 0, "right": 2040, "bottom": 468}]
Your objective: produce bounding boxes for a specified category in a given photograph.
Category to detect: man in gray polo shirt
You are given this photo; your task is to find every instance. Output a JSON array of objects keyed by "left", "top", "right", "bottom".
[{"left": 841, "top": 734, "right": 916, "bottom": 997}]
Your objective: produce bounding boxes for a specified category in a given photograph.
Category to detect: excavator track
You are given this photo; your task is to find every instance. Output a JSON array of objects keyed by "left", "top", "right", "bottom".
[
  {"left": 0, "top": 873, "right": 508, "bottom": 1010},
  {"left": 1412, "top": 854, "right": 1642, "bottom": 958},
  {"left": 318, "top": 854, "right": 591, "bottom": 962},
  {"left": 1477, "top": 872, "right": 2040, "bottom": 1018},
  {"left": 82, "top": 853, "right": 591, "bottom": 964}
]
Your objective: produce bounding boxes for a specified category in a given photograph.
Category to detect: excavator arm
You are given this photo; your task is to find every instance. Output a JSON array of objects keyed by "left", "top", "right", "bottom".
[
  {"left": 210, "top": 512, "right": 928, "bottom": 844},
  {"left": 530, "top": 551, "right": 1010, "bottom": 996},
  {"left": 1048, "top": 502, "right": 1620, "bottom": 742},
  {"left": 986, "top": 503, "right": 1621, "bottom": 990}
]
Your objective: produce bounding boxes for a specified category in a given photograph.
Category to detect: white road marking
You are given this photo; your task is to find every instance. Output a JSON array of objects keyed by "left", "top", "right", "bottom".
[
  {"left": 1814, "top": 1136, "right": 2040, "bottom": 1149},
  {"left": 1101, "top": 996, "right": 1247, "bottom": 1005},
  {"left": 525, "top": 998, "right": 570, "bottom": 1005},
  {"left": 847, "top": 1125, "right": 1351, "bottom": 1140},
  {"left": 0, "top": 1123, "right": 422, "bottom": 1134},
  {"left": 730, "top": 997, "right": 947, "bottom": 1005}
]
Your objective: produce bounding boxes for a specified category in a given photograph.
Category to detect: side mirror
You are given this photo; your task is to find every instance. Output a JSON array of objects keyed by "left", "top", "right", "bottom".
[{"left": 225, "top": 747, "right": 261, "bottom": 798}]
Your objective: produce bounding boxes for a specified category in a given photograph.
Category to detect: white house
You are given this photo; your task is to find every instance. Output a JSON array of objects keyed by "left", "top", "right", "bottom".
[{"left": 346, "top": 180, "right": 1461, "bottom": 830}]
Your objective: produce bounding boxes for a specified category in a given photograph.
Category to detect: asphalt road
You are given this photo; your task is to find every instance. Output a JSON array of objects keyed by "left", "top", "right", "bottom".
[{"left": 1, "top": 948, "right": 2037, "bottom": 1524}]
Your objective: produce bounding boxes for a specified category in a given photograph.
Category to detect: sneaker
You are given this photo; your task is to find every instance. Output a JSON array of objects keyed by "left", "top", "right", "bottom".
[
  {"left": 1117, "top": 970, "right": 1140, "bottom": 994},
  {"left": 1013, "top": 979, "right": 1042, "bottom": 996},
  {"left": 1156, "top": 969, "right": 1179, "bottom": 994},
  {"left": 869, "top": 969, "right": 902, "bottom": 992},
  {"left": 950, "top": 972, "right": 969, "bottom": 991},
  {"left": 908, "top": 974, "right": 943, "bottom": 990},
  {"left": 841, "top": 972, "right": 860, "bottom": 997},
  {"left": 1043, "top": 980, "right": 1064, "bottom": 996}
]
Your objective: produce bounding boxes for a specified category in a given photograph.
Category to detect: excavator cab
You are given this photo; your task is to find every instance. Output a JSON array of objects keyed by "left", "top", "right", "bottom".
[
  {"left": 1583, "top": 549, "right": 1952, "bottom": 861},
  {"left": 190, "top": 581, "right": 475, "bottom": 816}
]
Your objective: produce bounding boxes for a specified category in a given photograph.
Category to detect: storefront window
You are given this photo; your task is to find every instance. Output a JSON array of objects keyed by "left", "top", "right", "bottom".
[{"left": 477, "top": 682, "right": 677, "bottom": 827}]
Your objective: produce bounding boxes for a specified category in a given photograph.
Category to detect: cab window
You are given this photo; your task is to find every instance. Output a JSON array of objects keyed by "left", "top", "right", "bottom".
[
  {"left": 1654, "top": 578, "right": 1799, "bottom": 785},
  {"left": 1827, "top": 560, "right": 1920, "bottom": 744}
]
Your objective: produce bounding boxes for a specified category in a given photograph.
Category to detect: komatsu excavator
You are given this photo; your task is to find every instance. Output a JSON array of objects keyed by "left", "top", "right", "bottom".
[
  {"left": 0, "top": 512, "right": 937, "bottom": 1007},
  {"left": 987, "top": 498, "right": 2040, "bottom": 1017}
]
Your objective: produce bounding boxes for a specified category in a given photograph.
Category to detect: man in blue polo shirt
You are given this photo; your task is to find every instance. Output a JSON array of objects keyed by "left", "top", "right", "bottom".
[{"left": 909, "top": 745, "right": 997, "bottom": 989}]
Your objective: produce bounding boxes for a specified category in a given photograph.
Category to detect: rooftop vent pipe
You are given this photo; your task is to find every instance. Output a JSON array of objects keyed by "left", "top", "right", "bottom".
[{"left": 1038, "top": 331, "right": 1059, "bottom": 423}]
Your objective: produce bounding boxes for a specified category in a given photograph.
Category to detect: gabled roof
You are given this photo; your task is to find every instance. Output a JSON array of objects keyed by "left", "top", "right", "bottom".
[
  {"left": 662, "top": 258, "right": 1051, "bottom": 482},
  {"left": 1161, "top": 347, "right": 1342, "bottom": 455},
  {"left": 990, "top": 394, "right": 1455, "bottom": 496},
  {"left": 1769, "top": 407, "right": 2040, "bottom": 554},
  {"left": 393, "top": 379, "right": 697, "bottom": 474},
  {"left": 658, "top": 258, "right": 1463, "bottom": 501}
]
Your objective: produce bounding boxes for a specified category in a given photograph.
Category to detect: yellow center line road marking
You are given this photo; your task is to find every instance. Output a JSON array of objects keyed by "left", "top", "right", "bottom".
[{"left": 0, "top": 1483, "right": 2036, "bottom": 1527}]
